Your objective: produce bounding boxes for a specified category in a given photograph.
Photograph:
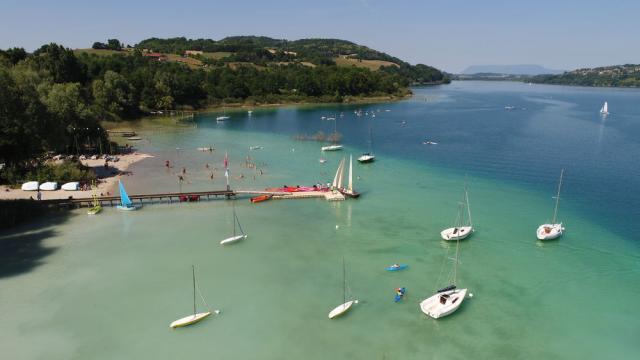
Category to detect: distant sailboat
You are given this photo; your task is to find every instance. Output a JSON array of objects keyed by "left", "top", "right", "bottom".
[
  {"left": 419, "top": 234, "right": 468, "bottom": 319},
  {"left": 216, "top": 107, "right": 230, "bottom": 121},
  {"left": 328, "top": 257, "right": 358, "bottom": 319},
  {"left": 440, "top": 185, "right": 473, "bottom": 241},
  {"left": 537, "top": 169, "right": 565, "bottom": 241},
  {"left": 340, "top": 155, "right": 360, "bottom": 198},
  {"left": 358, "top": 127, "right": 375, "bottom": 163},
  {"left": 220, "top": 203, "right": 247, "bottom": 245},
  {"left": 170, "top": 265, "right": 220, "bottom": 328},
  {"left": 600, "top": 101, "right": 609, "bottom": 115},
  {"left": 321, "top": 116, "right": 343, "bottom": 151},
  {"left": 116, "top": 180, "right": 138, "bottom": 211}
]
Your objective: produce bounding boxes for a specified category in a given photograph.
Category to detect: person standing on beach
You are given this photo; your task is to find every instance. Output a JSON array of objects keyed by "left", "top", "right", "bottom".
[{"left": 37, "top": 190, "right": 42, "bottom": 201}]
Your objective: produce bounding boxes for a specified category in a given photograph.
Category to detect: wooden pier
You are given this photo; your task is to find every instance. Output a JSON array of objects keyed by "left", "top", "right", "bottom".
[
  {"left": 42, "top": 188, "right": 350, "bottom": 209},
  {"left": 46, "top": 189, "right": 236, "bottom": 209}
]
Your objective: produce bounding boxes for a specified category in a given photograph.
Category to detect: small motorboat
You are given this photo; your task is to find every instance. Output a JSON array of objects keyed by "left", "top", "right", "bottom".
[
  {"left": 216, "top": 115, "right": 230, "bottom": 122},
  {"left": 423, "top": 140, "right": 438, "bottom": 145},
  {"left": 249, "top": 146, "right": 263, "bottom": 151},
  {"left": 321, "top": 144, "right": 343, "bottom": 151},
  {"left": 357, "top": 153, "right": 375, "bottom": 163},
  {"left": 385, "top": 264, "right": 409, "bottom": 272},
  {"left": 319, "top": 158, "right": 327, "bottom": 164},
  {"left": 250, "top": 194, "right": 272, "bottom": 203}
]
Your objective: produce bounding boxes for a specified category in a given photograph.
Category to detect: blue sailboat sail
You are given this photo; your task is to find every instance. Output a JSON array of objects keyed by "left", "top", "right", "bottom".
[{"left": 118, "top": 181, "right": 133, "bottom": 207}]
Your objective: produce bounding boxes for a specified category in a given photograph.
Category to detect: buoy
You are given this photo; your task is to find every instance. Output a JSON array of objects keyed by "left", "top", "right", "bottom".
[
  {"left": 214, "top": 310, "right": 221, "bottom": 314},
  {"left": 469, "top": 293, "right": 474, "bottom": 298},
  {"left": 335, "top": 225, "right": 339, "bottom": 229}
]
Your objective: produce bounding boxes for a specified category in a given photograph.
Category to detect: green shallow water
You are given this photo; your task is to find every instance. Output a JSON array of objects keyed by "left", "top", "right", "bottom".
[{"left": 2, "top": 82, "right": 640, "bottom": 359}]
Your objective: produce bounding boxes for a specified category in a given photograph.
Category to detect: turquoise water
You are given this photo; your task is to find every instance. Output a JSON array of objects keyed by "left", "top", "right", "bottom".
[{"left": 1, "top": 81, "right": 639, "bottom": 359}]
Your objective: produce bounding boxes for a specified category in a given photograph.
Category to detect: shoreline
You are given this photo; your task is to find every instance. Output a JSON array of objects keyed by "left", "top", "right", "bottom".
[{"left": 0, "top": 153, "right": 153, "bottom": 201}]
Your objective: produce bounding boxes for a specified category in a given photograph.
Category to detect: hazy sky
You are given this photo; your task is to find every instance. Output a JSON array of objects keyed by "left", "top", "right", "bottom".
[{"left": 1, "top": 0, "right": 638, "bottom": 72}]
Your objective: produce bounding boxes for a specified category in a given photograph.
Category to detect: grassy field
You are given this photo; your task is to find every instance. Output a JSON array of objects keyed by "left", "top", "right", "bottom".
[
  {"left": 73, "top": 48, "right": 127, "bottom": 56},
  {"left": 164, "top": 54, "right": 203, "bottom": 68},
  {"left": 201, "top": 51, "right": 233, "bottom": 59},
  {"left": 334, "top": 57, "right": 399, "bottom": 70}
]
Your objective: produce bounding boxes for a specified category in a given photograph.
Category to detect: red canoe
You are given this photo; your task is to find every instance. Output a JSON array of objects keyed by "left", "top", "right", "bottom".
[{"left": 251, "top": 195, "right": 273, "bottom": 203}]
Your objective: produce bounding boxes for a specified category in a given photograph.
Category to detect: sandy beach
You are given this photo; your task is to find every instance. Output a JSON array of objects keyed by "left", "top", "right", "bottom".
[{"left": 0, "top": 153, "right": 153, "bottom": 201}]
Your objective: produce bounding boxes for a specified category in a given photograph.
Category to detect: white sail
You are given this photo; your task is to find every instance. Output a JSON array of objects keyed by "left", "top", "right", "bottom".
[
  {"left": 337, "top": 158, "right": 346, "bottom": 189},
  {"left": 600, "top": 101, "right": 609, "bottom": 114},
  {"left": 332, "top": 159, "right": 345, "bottom": 189}
]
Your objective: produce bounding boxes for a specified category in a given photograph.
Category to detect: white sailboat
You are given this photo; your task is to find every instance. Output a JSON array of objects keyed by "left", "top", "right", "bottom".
[
  {"left": 599, "top": 101, "right": 609, "bottom": 115},
  {"left": 340, "top": 155, "right": 360, "bottom": 198},
  {"left": 537, "top": 169, "right": 565, "bottom": 241},
  {"left": 220, "top": 203, "right": 247, "bottom": 245},
  {"left": 420, "top": 236, "right": 468, "bottom": 319},
  {"left": 216, "top": 107, "right": 230, "bottom": 121},
  {"left": 321, "top": 116, "right": 343, "bottom": 151},
  {"left": 170, "top": 265, "right": 220, "bottom": 328},
  {"left": 328, "top": 257, "right": 358, "bottom": 319},
  {"left": 325, "top": 159, "right": 346, "bottom": 201},
  {"left": 358, "top": 127, "right": 375, "bottom": 163},
  {"left": 440, "top": 185, "right": 473, "bottom": 241}
]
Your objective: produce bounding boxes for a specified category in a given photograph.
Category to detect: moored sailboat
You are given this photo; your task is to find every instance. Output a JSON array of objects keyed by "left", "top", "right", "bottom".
[
  {"left": 419, "top": 235, "right": 468, "bottom": 319},
  {"left": 358, "top": 127, "right": 375, "bottom": 163},
  {"left": 328, "top": 257, "right": 359, "bottom": 319},
  {"left": 321, "top": 116, "right": 343, "bottom": 151},
  {"left": 170, "top": 265, "right": 220, "bottom": 328},
  {"left": 220, "top": 203, "right": 247, "bottom": 245},
  {"left": 537, "top": 169, "right": 565, "bottom": 241},
  {"left": 87, "top": 181, "right": 102, "bottom": 215},
  {"left": 340, "top": 155, "right": 360, "bottom": 198},
  {"left": 440, "top": 185, "right": 473, "bottom": 241}
]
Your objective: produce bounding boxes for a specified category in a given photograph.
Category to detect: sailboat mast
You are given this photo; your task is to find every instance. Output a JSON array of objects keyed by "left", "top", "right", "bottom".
[
  {"left": 192, "top": 265, "right": 196, "bottom": 315},
  {"left": 348, "top": 155, "right": 353, "bottom": 192},
  {"left": 552, "top": 169, "right": 564, "bottom": 224},
  {"left": 342, "top": 257, "right": 346, "bottom": 305},
  {"left": 465, "top": 184, "right": 473, "bottom": 227},
  {"left": 453, "top": 237, "right": 460, "bottom": 286},
  {"left": 232, "top": 204, "right": 237, "bottom": 236},
  {"left": 368, "top": 126, "right": 373, "bottom": 154},
  {"left": 337, "top": 158, "right": 345, "bottom": 189}
]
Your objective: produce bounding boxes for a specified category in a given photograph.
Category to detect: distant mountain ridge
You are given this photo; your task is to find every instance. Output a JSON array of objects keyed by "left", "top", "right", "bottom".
[{"left": 462, "top": 64, "right": 564, "bottom": 75}]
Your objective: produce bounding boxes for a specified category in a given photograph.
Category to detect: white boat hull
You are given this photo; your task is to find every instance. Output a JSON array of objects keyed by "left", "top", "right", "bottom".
[
  {"left": 61, "top": 182, "right": 80, "bottom": 191},
  {"left": 321, "top": 145, "right": 343, "bottom": 151},
  {"left": 21, "top": 181, "right": 39, "bottom": 191},
  {"left": 39, "top": 182, "right": 58, "bottom": 191},
  {"left": 220, "top": 234, "right": 247, "bottom": 245},
  {"left": 536, "top": 223, "right": 563, "bottom": 240},
  {"left": 420, "top": 288, "right": 467, "bottom": 319},
  {"left": 117, "top": 205, "right": 138, "bottom": 211},
  {"left": 169, "top": 311, "right": 211, "bottom": 328},
  {"left": 357, "top": 154, "right": 375, "bottom": 163},
  {"left": 328, "top": 300, "right": 356, "bottom": 319},
  {"left": 440, "top": 226, "right": 473, "bottom": 241}
]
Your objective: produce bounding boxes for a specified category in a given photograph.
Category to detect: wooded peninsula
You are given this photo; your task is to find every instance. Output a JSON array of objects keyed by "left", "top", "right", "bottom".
[{"left": 0, "top": 36, "right": 448, "bottom": 175}]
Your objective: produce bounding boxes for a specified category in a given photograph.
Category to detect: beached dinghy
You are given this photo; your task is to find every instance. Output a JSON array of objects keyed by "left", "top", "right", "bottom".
[
  {"left": 441, "top": 185, "right": 473, "bottom": 241},
  {"left": 329, "top": 258, "right": 358, "bottom": 319},
  {"left": 537, "top": 169, "right": 565, "bottom": 241},
  {"left": 61, "top": 182, "right": 80, "bottom": 191},
  {"left": 420, "top": 235, "right": 469, "bottom": 319},
  {"left": 170, "top": 265, "right": 220, "bottom": 329},
  {"left": 21, "top": 181, "right": 39, "bottom": 191},
  {"left": 39, "top": 182, "right": 58, "bottom": 191},
  {"left": 116, "top": 180, "right": 138, "bottom": 211},
  {"left": 220, "top": 204, "right": 247, "bottom": 245}
]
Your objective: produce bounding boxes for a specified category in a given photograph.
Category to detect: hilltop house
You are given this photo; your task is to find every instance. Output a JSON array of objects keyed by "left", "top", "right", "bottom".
[{"left": 185, "top": 50, "right": 203, "bottom": 56}]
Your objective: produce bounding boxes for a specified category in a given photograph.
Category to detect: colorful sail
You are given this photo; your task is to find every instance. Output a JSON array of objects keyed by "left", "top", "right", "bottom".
[{"left": 118, "top": 180, "right": 132, "bottom": 207}]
